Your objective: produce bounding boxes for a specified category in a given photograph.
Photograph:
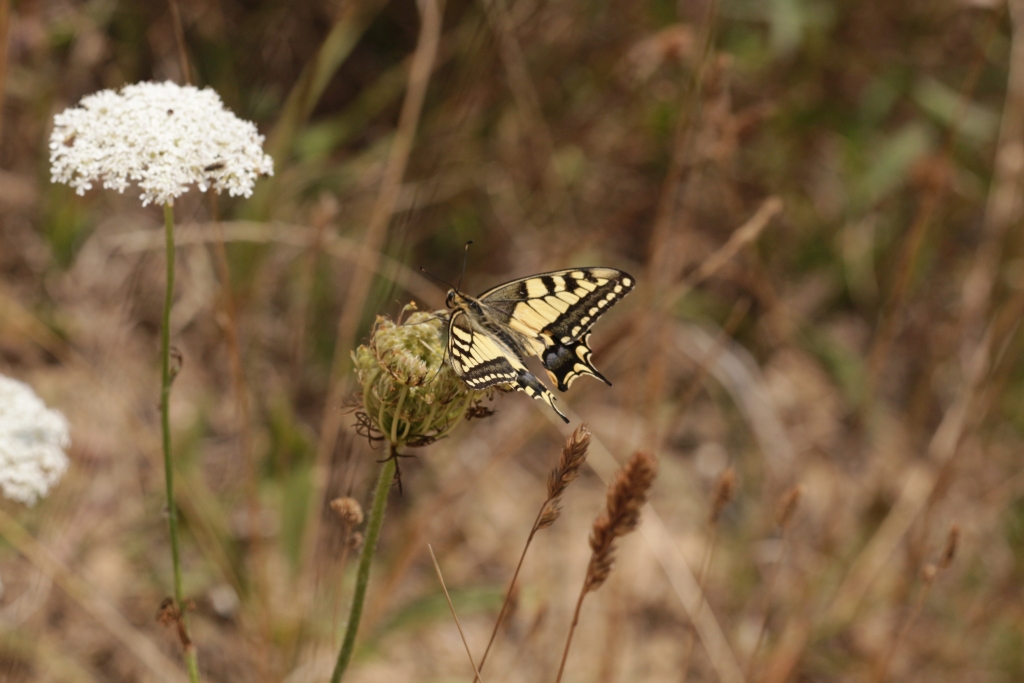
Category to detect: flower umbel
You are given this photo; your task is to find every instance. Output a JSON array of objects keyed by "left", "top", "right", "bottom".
[
  {"left": 0, "top": 375, "right": 70, "bottom": 506},
  {"left": 351, "top": 304, "right": 489, "bottom": 448},
  {"left": 49, "top": 80, "right": 274, "bottom": 207}
]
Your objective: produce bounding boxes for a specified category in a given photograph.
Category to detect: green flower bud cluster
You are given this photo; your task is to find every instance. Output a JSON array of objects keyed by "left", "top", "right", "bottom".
[{"left": 351, "top": 304, "right": 490, "bottom": 449}]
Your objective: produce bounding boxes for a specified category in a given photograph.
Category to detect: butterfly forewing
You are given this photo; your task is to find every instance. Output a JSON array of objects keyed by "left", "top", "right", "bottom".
[
  {"left": 446, "top": 267, "right": 634, "bottom": 421},
  {"left": 479, "top": 267, "right": 634, "bottom": 344}
]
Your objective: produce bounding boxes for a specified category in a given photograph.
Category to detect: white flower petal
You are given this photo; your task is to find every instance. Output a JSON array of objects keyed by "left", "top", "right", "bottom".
[
  {"left": 49, "top": 81, "right": 274, "bottom": 207},
  {"left": 0, "top": 375, "right": 70, "bottom": 506}
]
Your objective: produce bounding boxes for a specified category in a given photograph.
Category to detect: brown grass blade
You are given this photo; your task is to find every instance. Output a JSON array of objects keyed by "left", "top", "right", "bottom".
[{"left": 428, "top": 544, "right": 485, "bottom": 683}]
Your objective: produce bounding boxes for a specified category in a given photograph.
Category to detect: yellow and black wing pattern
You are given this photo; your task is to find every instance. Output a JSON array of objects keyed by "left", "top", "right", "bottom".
[{"left": 445, "top": 267, "right": 634, "bottom": 422}]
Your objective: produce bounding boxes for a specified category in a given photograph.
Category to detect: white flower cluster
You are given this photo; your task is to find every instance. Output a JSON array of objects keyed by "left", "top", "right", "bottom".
[
  {"left": 49, "top": 81, "right": 274, "bottom": 207},
  {"left": 0, "top": 375, "right": 70, "bottom": 506}
]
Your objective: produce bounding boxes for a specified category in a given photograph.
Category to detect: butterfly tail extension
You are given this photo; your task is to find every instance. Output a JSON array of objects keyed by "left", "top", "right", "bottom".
[
  {"left": 543, "top": 334, "right": 611, "bottom": 392},
  {"left": 516, "top": 369, "right": 569, "bottom": 422}
]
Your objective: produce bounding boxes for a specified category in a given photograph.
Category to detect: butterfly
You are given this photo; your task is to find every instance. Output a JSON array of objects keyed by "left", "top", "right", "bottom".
[{"left": 444, "top": 268, "right": 635, "bottom": 422}]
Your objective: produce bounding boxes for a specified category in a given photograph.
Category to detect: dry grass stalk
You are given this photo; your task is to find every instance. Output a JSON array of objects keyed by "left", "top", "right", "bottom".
[
  {"left": 301, "top": 0, "right": 444, "bottom": 594},
  {"left": 679, "top": 197, "right": 783, "bottom": 294},
  {"left": 675, "top": 298, "right": 751, "bottom": 417},
  {"left": 204, "top": 195, "right": 271, "bottom": 673},
  {"left": 329, "top": 496, "right": 366, "bottom": 643},
  {"left": 555, "top": 450, "right": 658, "bottom": 683},
  {"left": 639, "top": 0, "right": 721, "bottom": 445},
  {"left": 959, "top": 1, "right": 1024, "bottom": 350},
  {"left": 863, "top": 15, "right": 997, "bottom": 406},
  {"left": 428, "top": 544, "right": 485, "bottom": 682},
  {"left": 682, "top": 466, "right": 737, "bottom": 681},
  {"left": 746, "top": 485, "right": 802, "bottom": 681},
  {"left": 0, "top": 507, "right": 188, "bottom": 682},
  {"left": 474, "top": 425, "right": 591, "bottom": 682},
  {"left": 0, "top": 0, "right": 10, "bottom": 144},
  {"left": 167, "top": 0, "right": 193, "bottom": 85},
  {"left": 872, "top": 523, "right": 960, "bottom": 683}
]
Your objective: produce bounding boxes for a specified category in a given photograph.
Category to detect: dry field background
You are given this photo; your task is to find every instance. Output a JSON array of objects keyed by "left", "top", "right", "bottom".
[{"left": 1, "top": 0, "right": 1023, "bottom": 681}]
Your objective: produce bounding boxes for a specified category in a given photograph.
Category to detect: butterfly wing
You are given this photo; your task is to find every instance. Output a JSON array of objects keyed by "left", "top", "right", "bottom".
[
  {"left": 447, "top": 309, "right": 568, "bottom": 422},
  {"left": 478, "top": 268, "right": 634, "bottom": 391}
]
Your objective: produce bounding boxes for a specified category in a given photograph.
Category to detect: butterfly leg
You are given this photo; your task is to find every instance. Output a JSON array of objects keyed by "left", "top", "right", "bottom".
[{"left": 515, "top": 369, "right": 569, "bottom": 423}]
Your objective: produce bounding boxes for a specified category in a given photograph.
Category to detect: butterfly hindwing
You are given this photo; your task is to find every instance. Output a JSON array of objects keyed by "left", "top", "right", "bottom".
[
  {"left": 447, "top": 310, "right": 568, "bottom": 422},
  {"left": 540, "top": 333, "right": 609, "bottom": 392}
]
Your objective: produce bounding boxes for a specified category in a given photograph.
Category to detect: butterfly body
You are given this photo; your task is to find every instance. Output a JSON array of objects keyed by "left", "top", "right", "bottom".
[{"left": 445, "top": 267, "right": 635, "bottom": 422}]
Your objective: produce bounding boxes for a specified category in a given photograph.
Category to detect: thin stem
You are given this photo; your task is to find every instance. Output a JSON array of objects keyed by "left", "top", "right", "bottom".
[
  {"left": 331, "top": 521, "right": 355, "bottom": 645},
  {"left": 428, "top": 544, "right": 485, "bottom": 682},
  {"left": 680, "top": 523, "right": 719, "bottom": 682},
  {"left": 0, "top": 0, "right": 11, "bottom": 144},
  {"left": 745, "top": 530, "right": 790, "bottom": 682},
  {"left": 208, "top": 195, "right": 271, "bottom": 680},
  {"left": 555, "top": 582, "right": 589, "bottom": 683},
  {"left": 161, "top": 203, "right": 201, "bottom": 683},
  {"left": 391, "top": 385, "right": 409, "bottom": 446},
  {"left": 331, "top": 452, "right": 397, "bottom": 683},
  {"left": 167, "top": 0, "right": 192, "bottom": 85},
  {"left": 872, "top": 577, "right": 935, "bottom": 683},
  {"left": 475, "top": 506, "right": 545, "bottom": 681},
  {"left": 0, "top": 507, "right": 188, "bottom": 679}
]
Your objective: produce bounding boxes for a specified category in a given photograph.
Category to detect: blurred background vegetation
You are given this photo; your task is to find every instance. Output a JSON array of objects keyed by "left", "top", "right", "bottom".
[{"left": 2, "top": 0, "right": 1024, "bottom": 681}]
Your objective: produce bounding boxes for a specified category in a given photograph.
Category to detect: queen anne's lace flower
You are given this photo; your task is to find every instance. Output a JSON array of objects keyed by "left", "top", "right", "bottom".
[
  {"left": 351, "top": 305, "right": 491, "bottom": 448},
  {"left": 49, "top": 81, "right": 273, "bottom": 207},
  {"left": 0, "top": 375, "right": 70, "bottom": 506}
]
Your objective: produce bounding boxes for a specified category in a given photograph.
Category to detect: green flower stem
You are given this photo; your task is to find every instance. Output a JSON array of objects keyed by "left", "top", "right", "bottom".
[
  {"left": 331, "top": 454, "right": 397, "bottom": 683},
  {"left": 390, "top": 386, "right": 409, "bottom": 444},
  {"left": 161, "top": 203, "right": 201, "bottom": 683}
]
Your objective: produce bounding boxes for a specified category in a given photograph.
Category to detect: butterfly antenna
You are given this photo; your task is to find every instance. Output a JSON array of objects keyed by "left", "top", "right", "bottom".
[
  {"left": 457, "top": 240, "right": 473, "bottom": 292},
  {"left": 419, "top": 266, "right": 456, "bottom": 290}
]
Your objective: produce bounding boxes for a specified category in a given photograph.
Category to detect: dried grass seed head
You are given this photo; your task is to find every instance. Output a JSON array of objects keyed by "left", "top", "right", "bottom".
[
  {"left": 0, "top": 375, "right": 70, "bottom": 506},
  {"left": 351, "top": 304, "right": 485, "bottom": 448},
  {"left": 709, "top": 466, "right": 736, "bottom": 525},
  {"left": 537, "top": 498, "right": 561, "bottom": 530},
  {"left": 330, "top": 497, "right": 364, "bottom": 526},
  {"left": 50, "top": 81, "right": 273, "bottom": 206},
  {"left": 940, "top": 524, "right": 960, "bottom": 570},
  {"left": 538, "top": 424, "right": 591, "bottom": 530},
  {"left": 586, "top": 450, "right": 658, "bottom": 591},
  {"left": 776, "top": 484, "right": 802, "bottom": 529},
  {"left": 548, "top": 424, "right": 590, "bottom": 500}
]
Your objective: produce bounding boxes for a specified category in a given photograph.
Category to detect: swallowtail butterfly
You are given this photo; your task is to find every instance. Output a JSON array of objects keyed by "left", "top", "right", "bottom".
[{"left": 444, "top": 268, "right": 635, "bottom": 422}]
